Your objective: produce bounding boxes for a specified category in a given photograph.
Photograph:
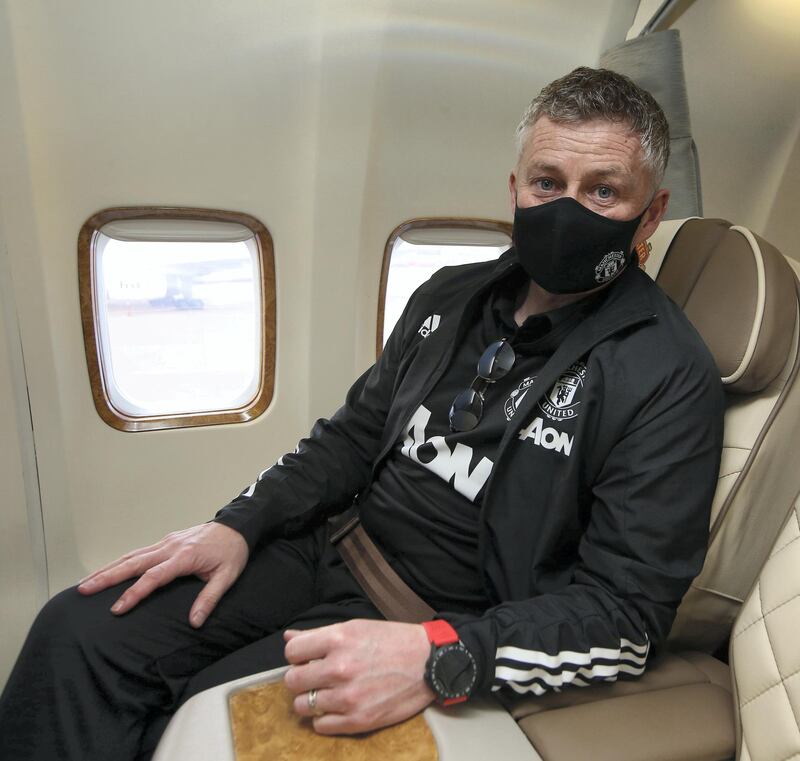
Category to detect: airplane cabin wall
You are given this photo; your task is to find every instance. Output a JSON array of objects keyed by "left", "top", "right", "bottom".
[
  {"left": 0, "top": 214, "right": 45, "bottom": 691},
  {"left": 0, "top": 0, "right": 636, "bottom": 686},
  {"left": 672, "top": 0, "right": 800, "bottom": 259}
]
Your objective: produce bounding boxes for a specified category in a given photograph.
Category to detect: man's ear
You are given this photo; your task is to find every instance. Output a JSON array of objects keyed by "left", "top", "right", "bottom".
[
  {"left": 633, "top": 188, "right": 670, "bottom": 249},
  {"left": 508, "top": 171, "right": 518, "bottom": 216}
]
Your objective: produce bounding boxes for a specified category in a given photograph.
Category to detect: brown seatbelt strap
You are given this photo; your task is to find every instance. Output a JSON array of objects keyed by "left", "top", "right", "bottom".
[{"left": 330, "top": 511, "right": 435, "bottom": 624}]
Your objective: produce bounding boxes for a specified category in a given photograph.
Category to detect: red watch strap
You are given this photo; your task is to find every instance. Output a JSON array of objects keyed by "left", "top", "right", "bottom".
[{"left": 422, "top": 620, "right": 459, "bottom": 646}]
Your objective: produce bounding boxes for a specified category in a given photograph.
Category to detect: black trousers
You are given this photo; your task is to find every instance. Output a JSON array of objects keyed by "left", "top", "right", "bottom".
[{"left": 0, "top": 522, "right": 382, "bottom": 761}]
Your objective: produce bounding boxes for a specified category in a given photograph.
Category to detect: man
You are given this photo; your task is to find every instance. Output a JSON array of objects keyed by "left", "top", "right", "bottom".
[{"left": 0, "top": 67, "right": 724, "bottom": 759}]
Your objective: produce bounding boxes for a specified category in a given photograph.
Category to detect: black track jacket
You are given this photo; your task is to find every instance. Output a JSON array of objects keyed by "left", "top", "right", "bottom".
[{"left": 215, "top": 249, "right": 725, "bottom": 697}]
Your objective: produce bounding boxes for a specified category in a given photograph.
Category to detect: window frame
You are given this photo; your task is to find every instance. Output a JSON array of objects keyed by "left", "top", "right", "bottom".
[
  {"left": 377, "top": 217, "right": 513, "bottom": 357},
  {"left": 78, "top": 206, "right": 276, "bottom": 432}
]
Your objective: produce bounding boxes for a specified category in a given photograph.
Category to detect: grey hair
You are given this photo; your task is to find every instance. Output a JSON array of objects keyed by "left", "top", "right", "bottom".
[{"left": 516, "top": 67, "right": 670, "bottom": 188}]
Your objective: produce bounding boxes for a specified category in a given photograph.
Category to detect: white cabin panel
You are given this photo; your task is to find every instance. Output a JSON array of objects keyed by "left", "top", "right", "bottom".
[
  {"left": 0, "top": 238, "right": 45, "bottom": 687},
  {"left": 0, "top": 0, "right": 635, "bottom": 604}
]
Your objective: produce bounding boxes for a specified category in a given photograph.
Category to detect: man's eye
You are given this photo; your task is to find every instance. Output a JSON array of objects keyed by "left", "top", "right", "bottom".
[
  {"left": 536, "top": 178, "right": 556, "bottom": 191},
  {"left": 596, "top": 186, "right": 614, "bottom": 199}
]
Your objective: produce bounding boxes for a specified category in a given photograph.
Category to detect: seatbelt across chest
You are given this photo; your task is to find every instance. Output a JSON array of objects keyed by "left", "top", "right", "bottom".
[{"left": 329, "top": 509, "right": 435, "bottom": 624}]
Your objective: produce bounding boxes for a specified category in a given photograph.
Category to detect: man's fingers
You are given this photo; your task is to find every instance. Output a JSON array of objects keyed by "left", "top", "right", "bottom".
[
  {"left": 188, "top": 570, "right": 235, "bottom": 628},
  {"left": 79, "top": 549, "right": 168, "bottom": 596},
  {"left": 109, "top": 557, "right": 183, "bottom": 615},
  {"left": 79, "top": 523, "right": 248, "bottom": 617},
  {"left": 79, "top": 553, "right": 142, "bottom": 588},
  {"left": 309, "top": 687, "right": 435, "bottom": 736},
  {"left": 311, "top": 712, "right": 361, "bottom": 736},
  {"left": 283, "top": 626, "right": 337, "bottom": 665},
  {"left": 284, "top": 659, "right": 338, "bottom": 694},
  {"left": 78, "top": 537, "right": 168, "bottom": 589},
  {"left": 291, "top": 688, "right": 344, "bottom": 718}
]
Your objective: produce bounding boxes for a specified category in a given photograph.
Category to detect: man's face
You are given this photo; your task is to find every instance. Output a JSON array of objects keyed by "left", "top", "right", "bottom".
[{"left": 509, "top": 116, "right": 669, "bottom": 250}]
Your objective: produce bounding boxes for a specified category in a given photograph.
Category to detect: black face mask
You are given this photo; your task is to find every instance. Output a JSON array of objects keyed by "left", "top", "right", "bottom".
[{"left": 512, "top": 196, "right": 648, "bottom": 294}]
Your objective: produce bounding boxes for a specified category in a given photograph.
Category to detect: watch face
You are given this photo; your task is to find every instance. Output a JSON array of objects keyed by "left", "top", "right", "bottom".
[{"left": 429, "top": 643, "right": 477, "bottom": 700}]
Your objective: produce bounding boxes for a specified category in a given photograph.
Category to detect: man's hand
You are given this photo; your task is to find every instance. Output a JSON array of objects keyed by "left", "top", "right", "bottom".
[
  {"left": 283, "top": 619, "right": 436, "bottom": 735},
  {"left": 77, "top": 522, "right": 249, "bottom": 628}
]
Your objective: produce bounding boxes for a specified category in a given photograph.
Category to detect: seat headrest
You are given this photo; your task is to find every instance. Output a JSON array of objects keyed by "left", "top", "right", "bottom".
[{"left": 649, "top": 218, "right": 797, "bottom": 393}]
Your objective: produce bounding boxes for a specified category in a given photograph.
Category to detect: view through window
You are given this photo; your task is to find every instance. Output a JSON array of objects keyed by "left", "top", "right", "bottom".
[{"left": 96, "top": 235, "right": 261, "bottom": 417}]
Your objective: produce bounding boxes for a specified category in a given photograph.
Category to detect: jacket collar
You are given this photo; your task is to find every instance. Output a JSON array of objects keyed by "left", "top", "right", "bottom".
[{"left": 416, "top": 248, "right": 657, "bottom": 371}]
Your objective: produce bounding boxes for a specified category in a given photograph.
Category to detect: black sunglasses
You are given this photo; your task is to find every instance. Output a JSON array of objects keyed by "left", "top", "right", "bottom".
[{"left": 449, "top": 339, "right": 516, "bottom": 432}]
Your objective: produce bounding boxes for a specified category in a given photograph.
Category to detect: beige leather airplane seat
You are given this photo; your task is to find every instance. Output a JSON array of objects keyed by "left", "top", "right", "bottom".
[
  {"left": 659, "top": 219, "right": 800, "bottom": 655},
  {"left": 730, "top": 495, "right": 800, "bottom": 761},
  {"left": 661, "top": 220, "right": 800, "bottom": 761},
  {"left": 501, "top": 218, "right": 800, "bottom": 761},
  {"left": 154, "top": 219, "right": 800, "bottom": 761}
]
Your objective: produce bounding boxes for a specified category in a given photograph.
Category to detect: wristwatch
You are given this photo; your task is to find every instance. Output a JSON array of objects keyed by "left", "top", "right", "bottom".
[{"left": 422, "top": 620, "right": 477, "bottom": 705}]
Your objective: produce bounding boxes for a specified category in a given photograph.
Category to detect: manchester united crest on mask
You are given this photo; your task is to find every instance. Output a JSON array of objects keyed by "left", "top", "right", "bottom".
[
  {"left": 539, "top": 362, "right": 587, "bottom": 421},
  {"left": 594, "top": 251, "right": 626, "bottom": 283}
]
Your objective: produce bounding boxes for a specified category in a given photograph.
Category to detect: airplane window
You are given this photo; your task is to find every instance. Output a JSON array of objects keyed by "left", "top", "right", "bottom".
[
  {"left": 79, "top": 209, "right": 275, "bottom": 431},
  {"left": 378, "top": 220, "right": 512, "bottom": 351}
]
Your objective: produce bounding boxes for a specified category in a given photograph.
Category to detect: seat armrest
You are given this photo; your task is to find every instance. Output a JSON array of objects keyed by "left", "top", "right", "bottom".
[
  {"left": 154, "top": 666, "right": 542, "bottom": 761},
  {"left": 426, "top": 694, "right": 543, "bottom": 761},
  {"left": 500, "top": 652, "right": 735, "bottom": 761},
  {"left": 153, "top": 667, "right": 291, "bottom": 761},
  {"left": 517, "top": 682, "right": 735, "bottom": 761}
]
